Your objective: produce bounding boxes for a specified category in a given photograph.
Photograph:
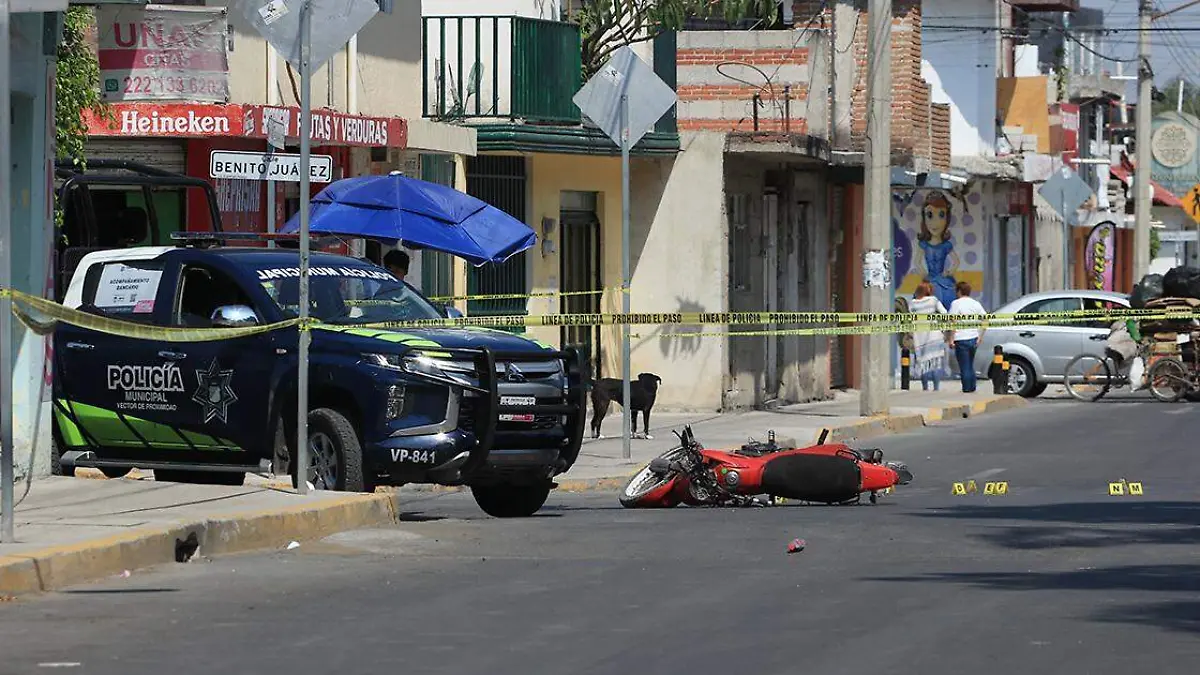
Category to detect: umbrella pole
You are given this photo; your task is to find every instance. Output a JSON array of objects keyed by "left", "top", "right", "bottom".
[
  {"left": 620, "top": 94, "right": 632, "bottom": 461},
  {"left": 295, "top": 0, "right": 312, "bottom": 495}
]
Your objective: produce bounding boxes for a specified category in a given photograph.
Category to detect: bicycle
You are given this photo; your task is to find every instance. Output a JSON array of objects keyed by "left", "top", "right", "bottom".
[{"left": 1062, "top": 342, "right": 1154, "bottom": 402}]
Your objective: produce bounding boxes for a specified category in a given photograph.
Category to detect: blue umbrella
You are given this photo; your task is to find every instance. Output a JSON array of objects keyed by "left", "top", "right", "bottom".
[{"left": 280, "top": 172, "right": 537, "bottom": 266}]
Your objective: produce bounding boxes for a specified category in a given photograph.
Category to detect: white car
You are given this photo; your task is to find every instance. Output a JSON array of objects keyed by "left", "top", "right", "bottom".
[{"left": 972, "top": 290, "right": 1130, "bottom": 398}]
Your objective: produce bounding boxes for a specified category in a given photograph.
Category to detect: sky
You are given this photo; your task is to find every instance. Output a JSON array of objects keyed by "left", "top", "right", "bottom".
[{"left": 1083, "top": 0, "right": 1200, "bottom": 93}]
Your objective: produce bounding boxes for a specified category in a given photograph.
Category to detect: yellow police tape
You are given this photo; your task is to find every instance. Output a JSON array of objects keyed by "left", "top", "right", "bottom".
[
  {"left": 0, "top": 289, "right": 299, "bottom": 342},
  {"left": 425, "top": 287, "right": 623, "bottom": 302},
  {"left": 1, "top": 286, "right": 1197, "bottom": 343}
]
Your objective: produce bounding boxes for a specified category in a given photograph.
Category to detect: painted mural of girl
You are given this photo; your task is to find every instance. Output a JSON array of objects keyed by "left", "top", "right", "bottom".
[{"left": 914, "top": 190, "right": 960, "bottom": 310}]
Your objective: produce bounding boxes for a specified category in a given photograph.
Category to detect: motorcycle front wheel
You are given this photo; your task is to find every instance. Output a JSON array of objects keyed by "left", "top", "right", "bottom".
[{"left": 619, "top": 446, "right": 688, "bottom": 508}]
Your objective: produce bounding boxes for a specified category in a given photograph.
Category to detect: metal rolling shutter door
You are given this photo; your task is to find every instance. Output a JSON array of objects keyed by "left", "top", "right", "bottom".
[{"left": 83, "top": 138, "right": 188, "bottom": 174}]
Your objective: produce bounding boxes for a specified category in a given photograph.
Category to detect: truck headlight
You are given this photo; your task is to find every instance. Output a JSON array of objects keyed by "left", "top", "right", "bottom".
[
  {"left": 401, "top": 354, "right": 475, "bottom": 387},
  {"left": 363, "top": 353, "right": 404, "bottom": 370}
]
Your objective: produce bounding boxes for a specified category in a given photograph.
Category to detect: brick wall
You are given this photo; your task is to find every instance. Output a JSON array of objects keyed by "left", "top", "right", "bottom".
[
  {"left": 931, "top": 103, "right": 951, "bottom": 169},
  {"left": 675, "top": 31, "right": 816, "bottom": 134},
  {"left": 793, "top": 0, "right": 942, "bottom": 164}
]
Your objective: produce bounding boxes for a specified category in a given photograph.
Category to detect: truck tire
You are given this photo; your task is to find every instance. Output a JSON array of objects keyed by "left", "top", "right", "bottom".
[
  {"left": 291, "top": 408, "right": 366, "bottom": 493},
  {"left": 50, "top": 426, "right": 74, "bottom": 477},
  {"left": 471, "top": 483, "right": 552, "bottom": 518}
]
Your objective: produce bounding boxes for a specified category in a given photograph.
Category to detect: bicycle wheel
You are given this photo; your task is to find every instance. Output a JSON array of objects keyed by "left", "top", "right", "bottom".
[
  {"left": 1063, "top": 354, "right": 1112, "bottom": 402},
  {"left": 1147, "top": 357, "right": 1189, "bottom": 403}
]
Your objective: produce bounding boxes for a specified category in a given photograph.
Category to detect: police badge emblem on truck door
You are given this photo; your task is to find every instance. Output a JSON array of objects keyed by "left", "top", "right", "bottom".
[{"left": 193, "top": 359, "right": 239, "bottom": 424}]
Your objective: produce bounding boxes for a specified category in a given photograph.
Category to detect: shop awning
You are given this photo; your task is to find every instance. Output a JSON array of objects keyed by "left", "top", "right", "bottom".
[{"left": 1108, "top": 164, "right": 1186, "bottom": 209}]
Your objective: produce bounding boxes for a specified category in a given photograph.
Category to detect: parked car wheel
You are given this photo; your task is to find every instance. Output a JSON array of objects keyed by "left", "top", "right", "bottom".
[{"left": 1005, "top": 356, "right": 1039, "bottom": 397}]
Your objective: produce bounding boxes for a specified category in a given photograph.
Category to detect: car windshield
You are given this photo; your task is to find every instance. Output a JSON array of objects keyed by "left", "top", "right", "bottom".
[{"left": 251, "top": 262, "right": 444, "bottom": 324}]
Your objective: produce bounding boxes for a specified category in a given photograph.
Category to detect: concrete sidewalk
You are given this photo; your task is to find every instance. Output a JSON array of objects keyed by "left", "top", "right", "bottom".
[
  {"left": 0, "top": 477, "right": 404, "bottom": 594},
  {"left": 0, "top": 387, "right": 1024, "bottom": 595}
]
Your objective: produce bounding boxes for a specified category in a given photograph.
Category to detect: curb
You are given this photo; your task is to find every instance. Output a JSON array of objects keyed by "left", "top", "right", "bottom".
[{"left": 0, "top": 492, "right": 403, "bottom": 596}]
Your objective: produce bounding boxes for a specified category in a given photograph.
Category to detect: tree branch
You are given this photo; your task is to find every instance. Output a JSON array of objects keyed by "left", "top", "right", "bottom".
[{"left": 578, "top": 0, "right": 776, "bottom": 77}]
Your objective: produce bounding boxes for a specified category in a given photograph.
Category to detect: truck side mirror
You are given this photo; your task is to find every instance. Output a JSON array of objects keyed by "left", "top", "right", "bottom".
[{"left": 211, "top": 305, "right": 261, "bottom": 328}]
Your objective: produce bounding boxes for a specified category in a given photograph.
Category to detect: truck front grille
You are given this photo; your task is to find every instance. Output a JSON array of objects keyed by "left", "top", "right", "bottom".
[{"left": 459, "top": 396, "right": 563, "bottom": 432}]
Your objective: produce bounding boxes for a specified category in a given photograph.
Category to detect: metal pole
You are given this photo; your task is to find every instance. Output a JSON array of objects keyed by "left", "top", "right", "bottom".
[
  {"left": 266, "top": 176, "right": 276, "bottom": 248},
  {"left": 861, "top": 0, "right": 891, "bottom": 417},
  {"left": 266, "top": 142, "right": 276, "bottom": 249},
  {"left": 1133, "top": 0, "right": 1153, "bottom": 280},
  {"left": 620, "top": 93, "right": 631, "bottom": 461},
  {"left": 0, "top": 0, "right": 13, "bottom": 542},
  {"left": 1178, "top": 79, "right": 1185, "bottom": 114},
  {"left": 295, "top": 0, "right": 312, "bottom": 494}
]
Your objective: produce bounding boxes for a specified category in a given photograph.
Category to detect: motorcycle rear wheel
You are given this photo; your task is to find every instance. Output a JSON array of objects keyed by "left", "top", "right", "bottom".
[{"left": 619, "top": 446, "right": 687, "bottom": 508}]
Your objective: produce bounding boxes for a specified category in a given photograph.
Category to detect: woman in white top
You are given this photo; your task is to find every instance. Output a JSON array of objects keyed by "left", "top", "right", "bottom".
[{"left": 909, "top": 280, "right": 949, "bottom": 391}]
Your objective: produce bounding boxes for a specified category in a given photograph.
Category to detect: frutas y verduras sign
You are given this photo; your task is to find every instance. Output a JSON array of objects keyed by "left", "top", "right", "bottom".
[
  {"left": 242, "top": 105, "right": 407, "bottom": 148},
  {"left": 97, "top": 5, "right": 231, "bottom": 103}
]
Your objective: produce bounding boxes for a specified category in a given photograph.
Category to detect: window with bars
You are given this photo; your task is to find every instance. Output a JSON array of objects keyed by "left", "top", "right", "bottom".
[
  {"left": 419, "top": 153, "right": 457, "bottom": 299},
  {"left": 465, "top": 156, "right": 528, "bottom": 331},
  {"left": 728, "top": 193, "right": 752, "bottom": 292}
]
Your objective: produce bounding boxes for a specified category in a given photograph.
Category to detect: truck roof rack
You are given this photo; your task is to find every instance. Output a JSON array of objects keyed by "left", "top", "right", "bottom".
[
  {"left": 170, "top": 231, "right": 342, "bottom": 249},
  {"left": 56, "top": 158, "right": 180, "bottom": 178}
]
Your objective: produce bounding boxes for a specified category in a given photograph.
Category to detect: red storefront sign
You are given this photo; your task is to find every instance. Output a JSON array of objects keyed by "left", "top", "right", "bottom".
[
  {"left": 83, "top": 102, "right": 245, "bottom": 137},
  {"left": 242, "top": 105, "right": 407, "bottom": 148},
  {"left": 83, "top": 102, "right": 407, "bottom": 148}
]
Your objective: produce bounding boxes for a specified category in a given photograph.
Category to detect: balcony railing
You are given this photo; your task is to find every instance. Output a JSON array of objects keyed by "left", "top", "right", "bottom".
[{"left": 423, "top": 16, "right": 583, "bottom": 125}]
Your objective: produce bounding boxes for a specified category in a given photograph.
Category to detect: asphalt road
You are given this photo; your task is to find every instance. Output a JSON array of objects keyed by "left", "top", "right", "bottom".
[{"left": 4, "top": 395, "right": 1200, "bottom": 675}]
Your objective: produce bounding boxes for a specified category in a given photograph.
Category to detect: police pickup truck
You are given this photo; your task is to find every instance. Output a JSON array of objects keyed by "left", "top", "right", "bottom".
[{"left": 52, "top": 242, "right": 589, "bottom": 518}]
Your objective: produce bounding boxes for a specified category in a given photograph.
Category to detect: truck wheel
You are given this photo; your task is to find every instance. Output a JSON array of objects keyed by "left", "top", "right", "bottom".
[
  {"left": 292, "top": 408, "right": 366, "bottom": 493},
  {"left": 49, "top": 426, "right": 74, "bottom": 477},
  {"left": 471, "top": 483, "right": 552, "bottom": 518}
]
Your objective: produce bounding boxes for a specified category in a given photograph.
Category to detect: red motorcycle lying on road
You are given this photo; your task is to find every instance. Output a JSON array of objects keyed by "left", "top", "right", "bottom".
[{"left": 619, "top": 426, "right": 913, "bottom": 508}]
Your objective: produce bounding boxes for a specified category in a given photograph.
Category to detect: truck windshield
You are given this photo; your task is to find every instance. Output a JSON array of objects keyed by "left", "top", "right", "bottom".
[{"left": 253, "top": 264, "right": 444, "bottom": 324}]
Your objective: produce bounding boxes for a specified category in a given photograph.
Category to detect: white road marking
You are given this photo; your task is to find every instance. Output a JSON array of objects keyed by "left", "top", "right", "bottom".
[
  {"left": 37, "top": 664, "right": 81, "bottom": 669},
  {"left": 966, "top": 468, "right": 1007, "bottom": 480},
  {"left": 1164, "top": 407, "right": 1191, "bottom": 415}
]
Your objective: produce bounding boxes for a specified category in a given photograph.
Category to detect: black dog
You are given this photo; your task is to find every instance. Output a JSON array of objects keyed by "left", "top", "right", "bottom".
[{"left": 590, "top": 373, "right": 662, "bottom": 439}]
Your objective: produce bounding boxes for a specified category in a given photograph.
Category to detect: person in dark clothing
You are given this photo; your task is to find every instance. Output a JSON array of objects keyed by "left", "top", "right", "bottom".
[{"left": 383, "top": 249, "right": 410, "bottom": 281}]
